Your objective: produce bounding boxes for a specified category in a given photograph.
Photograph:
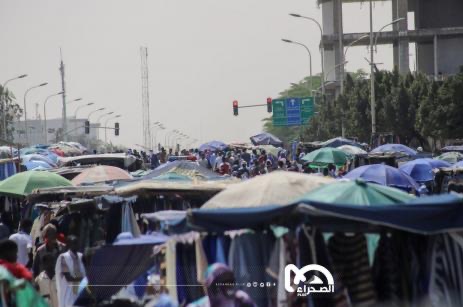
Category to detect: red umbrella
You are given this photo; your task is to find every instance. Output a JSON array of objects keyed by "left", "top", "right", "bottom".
[{"left": 71, "top": 165, "right": 133, "bottom": 185}]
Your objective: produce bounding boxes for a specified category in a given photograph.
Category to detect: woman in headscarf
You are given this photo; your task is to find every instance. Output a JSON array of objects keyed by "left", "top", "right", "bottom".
[{"left": 187, "top": 263, "right": 256, "bottom": 307}]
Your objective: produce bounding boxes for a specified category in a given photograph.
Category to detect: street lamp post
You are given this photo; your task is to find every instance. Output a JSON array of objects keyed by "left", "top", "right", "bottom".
[
  {"left": 2, "top": 74, "right": 27, "bottom": 140},
  {"left": 43, "top": 91, "right": 64, "bottom": 144},
  {"left": 374, "top": 18, "right": 406, "bottom": 52},
  {"left": 23, "top": 82, "right": 48, "bottom": 144},
  {"left": 96, "top": 112, "right": 114, "bottom": 141},
  {"left": 85, "top": 108, "right": 105, "bottom": 148},
  {"left": 281, "top": 39, "right": 313, "bottom": 92},
  {"left": 152, "top": 123, "right": 164, "bottom": 151},
  {"left": 104, "top": 114, "right": 121, "bottom": 145},
  {"left": 289, "top": 13, "right": 325, "bottom": 96}
]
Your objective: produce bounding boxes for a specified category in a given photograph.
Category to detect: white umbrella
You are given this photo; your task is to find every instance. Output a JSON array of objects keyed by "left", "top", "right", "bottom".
[
  {"left": 337, "top": 145, "right": 367, "bottom": 156},
  {"left": 201, "top": 171, "right": 334, "bottom": 209}
]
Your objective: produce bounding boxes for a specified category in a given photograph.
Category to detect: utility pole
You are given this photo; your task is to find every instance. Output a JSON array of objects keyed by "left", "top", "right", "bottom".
[
  {"left": 60, "top": 48, "right": 68, "bottom": 141},
  {"left": 140, "top": 47, "right": 151, "bottom": 149},
  {"left": 369, "top": 0, "right": 376, "bottom": 140}
]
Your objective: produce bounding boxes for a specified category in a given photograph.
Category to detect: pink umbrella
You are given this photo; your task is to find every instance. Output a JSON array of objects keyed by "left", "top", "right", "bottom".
[{"left": 71, "top": 165, "right": 133, "bottom": 185}]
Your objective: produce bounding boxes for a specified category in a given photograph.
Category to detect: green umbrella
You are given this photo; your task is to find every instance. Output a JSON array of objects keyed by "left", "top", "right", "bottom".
[
  {"left": 297, "top": 179, "right": 415, "bottom": 205},
  {"left": 0, "top": 171, "right": 73, "bottom": 197},
  {"left": 301, "top": 147, "right": 347, "bottom": 167},
  {"left": 436, "top": 152, "right": 463, "bottom": 164}
]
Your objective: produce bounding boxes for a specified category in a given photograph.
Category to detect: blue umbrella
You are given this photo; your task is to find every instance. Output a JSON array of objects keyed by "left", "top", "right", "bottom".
[
  {"left": 370, "top": 144, "right": 417, "bottom": 156},
  {"left": 399, "top": 159, "right": 434, "bottom": 183},
  {"left": 199, "top": 141, "right": 227, "bottom": 152},
  {"left": 421, "top": 158, "right": 451, "bottom": 168},
  {"left": 344, "top": 164, "right": 420, "bottom": 191},
  {"left": 249, "top": 132, "right": 283, "bottom": 146},
  {"left": 454, "top": 161, "right": 463, "bottom": 169}
]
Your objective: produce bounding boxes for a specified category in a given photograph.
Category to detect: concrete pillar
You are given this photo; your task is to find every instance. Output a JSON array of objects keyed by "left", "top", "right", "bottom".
[
  {"left": 392, "top": 0, "right": 410, "bottom": 74},
  {"left": 322, "top": 0, "right": 336, "bottom": 83}
]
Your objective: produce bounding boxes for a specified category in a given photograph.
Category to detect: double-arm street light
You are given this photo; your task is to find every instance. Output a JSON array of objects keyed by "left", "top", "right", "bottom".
[
  {"left": 2, "top": 74, "right": 28, "bottom": 140},
  {"left": 24, "top": 82, "right": 48, "bottom": 144},
  {"left": 43, "top": 91, "right": 64, "bottom": 144},
  {"left": 289, "top": 13, "right": 325, "bottom": 96},
  {"left": 87, "top": 108, "right": 105, "bottom": 121},
  {"left": 281, "top": 39, "right": 313, "bottom": 92},
  {"left": 96, "top": 112, "right": 114, "bottom": 141},
  {"left": 152, "top": 122, "right": 165, "bottom": 150}
]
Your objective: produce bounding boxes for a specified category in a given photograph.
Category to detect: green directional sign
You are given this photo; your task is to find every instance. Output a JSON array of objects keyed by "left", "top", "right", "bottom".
[
  {"left": 272, "top": 97, "right": 315, "bottom": 126},
  {"left": 272, "top": 99, "right": 287, "bottom": 126},
  {"left": 301, "top": 97, "right": 315, "bottom": 124}
]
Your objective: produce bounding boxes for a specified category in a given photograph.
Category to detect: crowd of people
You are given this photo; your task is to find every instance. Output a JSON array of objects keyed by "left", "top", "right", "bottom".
[{"left": 0, "top": 217, "right": 86, "bottom": 307}]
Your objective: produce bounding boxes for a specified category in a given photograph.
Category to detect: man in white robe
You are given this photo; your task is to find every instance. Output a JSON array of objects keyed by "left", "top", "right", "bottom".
[{"left": 55, "top": 235, "right": 86, "bottom": 307}]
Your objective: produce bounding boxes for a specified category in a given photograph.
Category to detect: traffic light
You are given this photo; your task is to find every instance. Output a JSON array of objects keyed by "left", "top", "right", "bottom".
[
  {"left": 267, "top": 97, "right": 272, "bottom": 113},
  {"left": 84, "top": 120, "right": 90, "bottom": 134},
  {"left": 233, "top": 100, "right": 238, "bottom": 116},
  {"left": 115, "top": 122, "right": 120, "bottom": 136}
]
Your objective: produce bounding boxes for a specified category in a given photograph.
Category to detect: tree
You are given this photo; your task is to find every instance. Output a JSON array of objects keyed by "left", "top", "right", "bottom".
[{"left": 0, "top": 86, "right": 23, "bottom": 142}]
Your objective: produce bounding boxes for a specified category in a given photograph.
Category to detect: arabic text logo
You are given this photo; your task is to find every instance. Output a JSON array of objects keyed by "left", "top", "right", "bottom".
[{"left": 284, "top": 264, "right": 334, "bottom": 296}]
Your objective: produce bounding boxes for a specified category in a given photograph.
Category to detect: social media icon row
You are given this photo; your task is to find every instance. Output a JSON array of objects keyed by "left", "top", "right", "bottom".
[{"left": 246, "top": 282, "right": 276, "bottom": 288}]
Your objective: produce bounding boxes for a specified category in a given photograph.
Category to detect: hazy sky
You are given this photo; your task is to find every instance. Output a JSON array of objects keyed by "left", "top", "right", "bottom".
[{"left": 0, "top": 0, "right": 399, "bottom": 147}]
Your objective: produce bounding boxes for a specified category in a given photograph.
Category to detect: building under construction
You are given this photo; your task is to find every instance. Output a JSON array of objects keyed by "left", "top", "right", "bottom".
[{"left": 321, "top": 0, "right": 463, "bottom": 87}]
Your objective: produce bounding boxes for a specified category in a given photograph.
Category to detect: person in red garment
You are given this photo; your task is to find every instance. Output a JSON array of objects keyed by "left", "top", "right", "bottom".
[{"left": 0, "top": 239, "right": 33, "bottom": 281}]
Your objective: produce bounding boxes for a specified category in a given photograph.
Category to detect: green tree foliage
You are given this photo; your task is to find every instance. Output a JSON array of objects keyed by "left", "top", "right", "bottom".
[
  {"left": 264, "top": 69, "right": 463, "bottom": 150},
  {"left": 0, "top": 86, "right": 23, "bottom": 142}
]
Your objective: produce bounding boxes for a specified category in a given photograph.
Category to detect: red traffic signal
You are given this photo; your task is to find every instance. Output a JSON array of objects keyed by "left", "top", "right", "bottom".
[
  {"left": 267, "top": 97, "right": 272, "bottom": 113},
  {"left": 233, "top": 100, "right": 238, "bottom": 116}
]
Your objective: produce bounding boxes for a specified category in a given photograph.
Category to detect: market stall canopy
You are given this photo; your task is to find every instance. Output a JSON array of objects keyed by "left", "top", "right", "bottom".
[
  {"left": 201, "top": 172, "right": 334, "bottom": 209},
  {"left": 337, "top": 145, "right": 367, "bottom": 156},
  {"left": 321, "top": 137, "right": 362, "bottom": 148},
  {"left": 189, "top": 194, "right": 463, "bottom": 235},
  {"left": 250, "top": 132, "right": 283, "bottom": 147},
  {"left": 142, "top": 160, "right": 223, "bottom": 181},
  {"left": 297, "top": 179, "right": 415, "bottom": 206},
  {"left": 344, "top": 164, "right": 420, "bottom": 191},
  {"left": 71, "top": 165, "right": 133, "bottom": 185},
  {"left": 436, "top": 152, "right": 463, "bottom": 164},
  {"left": 0, "top": 170, "right": 73, "bottom": 197},
  {"left": 58, "top": 153, "right": 138, "bottom": 170},
  {"left": 199, "top": 141, "right": 227, "bottom": 152},
  {"left": 301, "top": 147, "right": 348, "bottom": 167},
  {"left": 75, "top": 232, "right": 168, "bottom": 304},
  {"left": 370, "top": 143, "right": 417, "bottom": 156},
  {"left": 114, "top": 177, "right": 238, "bottom": 197},
  {"left": 399, "top": 159, "right": 444, "bottom": 182},
  {"left": 28, "top": 185, "right": 114, "bottom": 202}
]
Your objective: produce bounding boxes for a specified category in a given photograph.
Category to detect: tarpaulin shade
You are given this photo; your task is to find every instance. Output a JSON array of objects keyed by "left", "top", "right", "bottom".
[
  {"left": 198, "top": 141, "right": 227, "bottom": 152},
  {"left": 201, "top": 172, "right": 333, "bottom": 209},
  {"left": 298, "top": 180, "right": 415, "bottom": 205},
  {"left": 370, "top": 143, "right": 417, "bottom": 156},
  {"left": 75, "top": 233, "right": 168, "bottom": 304},
  {"left": 249, "top": 132, "right": 283, "bottom": 147},
  {"left": 189, "top": 194, "right": 463, "bottom": 235}
]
